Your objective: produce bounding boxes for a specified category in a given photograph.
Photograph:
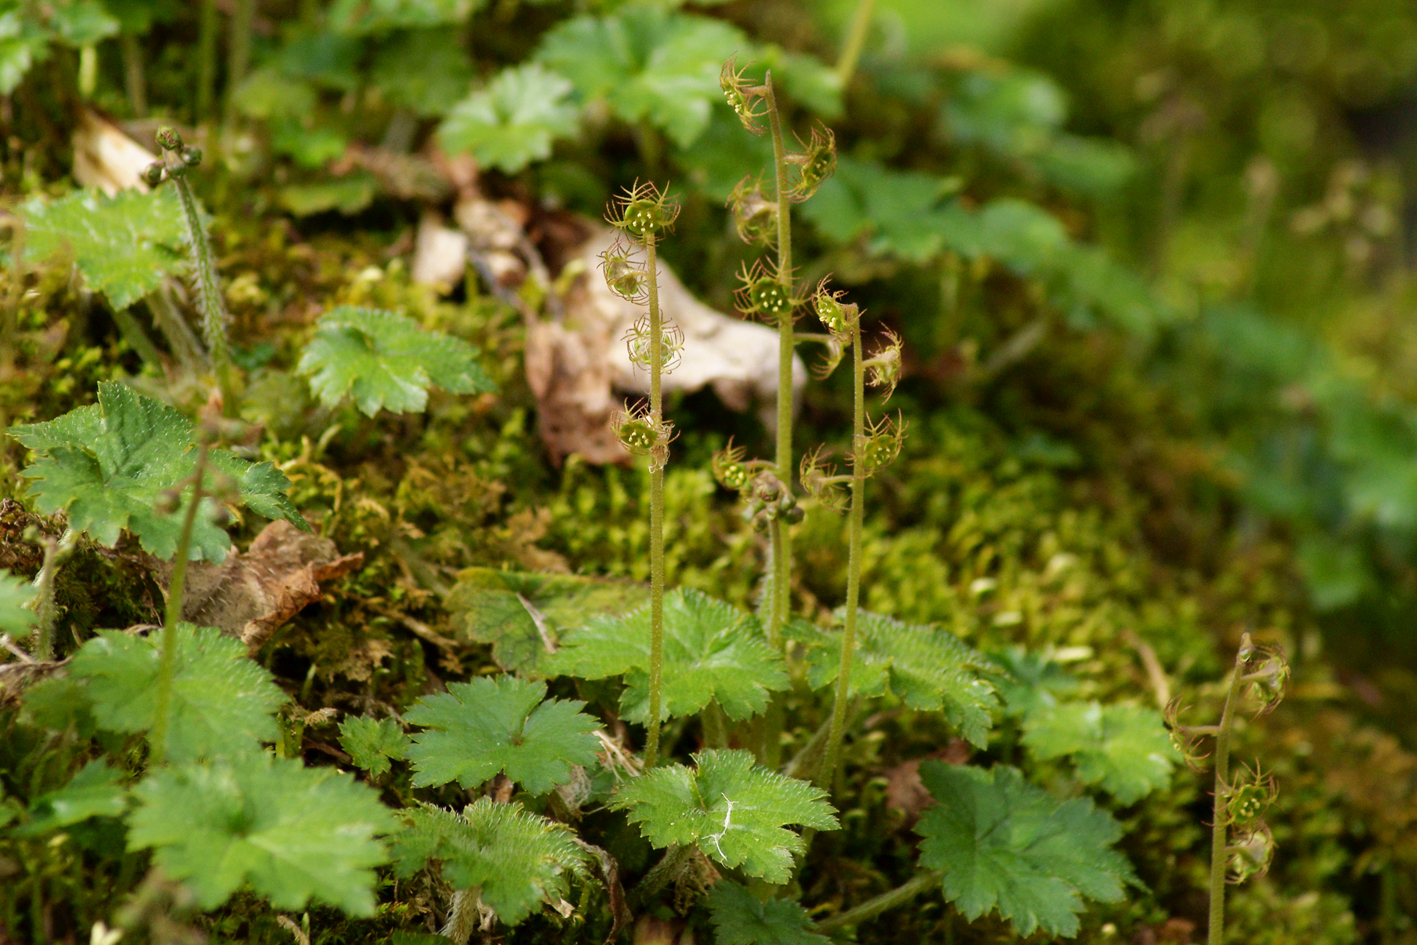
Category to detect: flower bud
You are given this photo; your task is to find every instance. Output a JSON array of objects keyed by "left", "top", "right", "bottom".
[
  {"left": 711, "top": 439, "right": 752, "bottom": 492},
  {"left": 728, "top": 177, "right": 778, "bottom": 246},
  {"left": 181, "top": 145, "right": 203, "bottom": 167},
  {"left": 787, "top": 125, "right": 837, "bottom": 201},
  {"left": 142, "top": 162, "right": 166, "bottom": 186},
  {"left": 156, "top": 126, "right": 183, "bottom": 152}
]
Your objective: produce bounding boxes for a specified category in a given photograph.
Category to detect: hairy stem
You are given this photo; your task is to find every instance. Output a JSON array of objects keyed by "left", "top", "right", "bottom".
[
  {"left": 835, "top": 0, "right": 879, "bottom": 86},
  {"left": 645, "top": 232, "right": 666, "bottom": 769},
  {"left": 815, "top": 869, "right": 941, "bottom": 933},
  {"left": 169, "top": 166, "right": 237, "bottom": 410},
  {"left": 149, "top": 444, "right": 209, "bottom": 767},
  {"left": 28, "top": 528, "right": 77, "bottom": 662},
  {"left": 634, "top": 844, "right": 696, "bottom": 904},
  {"left": 1208, "top": 640, "right": 1247, "bottom": 945},
  {"left": 764, "top": 72, "right": 794, "bottom": 639},
  {"left": 818, "top": 321, "right": 864, "bottom": 791}
]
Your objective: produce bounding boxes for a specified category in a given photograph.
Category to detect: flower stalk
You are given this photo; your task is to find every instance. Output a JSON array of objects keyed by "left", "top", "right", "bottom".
[
  {"left": 145, "top": 127, "right": 238, "bottom": 413},
  {"left": 605, "top": 184, "right": 680, "bottom": 768}
]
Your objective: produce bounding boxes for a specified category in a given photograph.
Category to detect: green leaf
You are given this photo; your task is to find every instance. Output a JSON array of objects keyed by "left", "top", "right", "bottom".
[
  {"left": 338, "top": 716, "right": 409, "bottom": 778},
  {"left": 12, "top": 760, "right": 128, "bottom": 837},
  {"left": 991, "top": 647, "right": 1079, "bottom": 718},
  {"left": 328, "top": 0, "right": 477, "bottom": 34},
  {"left": 67, "top": 623, "right": 286, "bottom": 762},
  {"left": 48, "top": 0, "right": 119, "bottom": 45},
  {"left": 0, "top": 569, "right": 36, "bottom": 638},
  {"left": 8, "top": 382, "right": 308, "bottom": 560},
  {"left": 277, "top": 175, "right": 376, "bottom": 217},
  {"left": 297, "top": 306, "right": 497, "bottom": 416},
  {"left": 1021, "top": 701, "right": 1178, "bottom": 805},
  {"left": 445, "top": 567, "right": 648, "bottom": 674},
  {"left": 390, "top": 798, "right": 588, "bottom": 927},
  {"left": 610, "top": 749, "right": 838, "bottom": 883},
  {"left": 128, "top": 756, "right": 393, "bottom": 915},
  {"left": 0, "top": 10, "right": 48, "bottom": 96},
  {"left": 550, "top": 588, "right": 788, "bottom": 722},
  {"left": 536, "top": 6, "right": 744, "bottom": 148},
  {"left": 372, "top": 28, "right": 475, "bottom": 118},
  {"left": 22, "top": 189, "right": 186, "bottom": 310},
  {"left": 799, "top": 610, "right": 998, "bottom": 748},
  {"left": 915, "top": 763, "right": 1137, "bottom": 939},
  {"left": 801, "top": 157, "right": 963, "bottom": 263},
  {"left": 437, "top": 63, "right": 579, "bottom": 173},
  {"left": 403, "top": 676, "right": 601, "bottom": 794},
  {"left": 705, "top": 881, "right": 830, "bottom": 945}
]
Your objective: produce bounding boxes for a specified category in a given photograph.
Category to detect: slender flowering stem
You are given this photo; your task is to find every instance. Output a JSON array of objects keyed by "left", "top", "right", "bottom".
[
  {"left": 1208, "top": 643, "right": 1246, "bottom": 945},
  {"left": 764, "top": 72, "right": 794, "bottom": 648},
  {"left": 149, "top": 442, "right": 209, "bottom": 767},
  {"left": 644, "top": 231, "right": 666, "bottom": 769},
  {"left": 815, "top": 869, "right": 940, "bottom": 933},
  {"left": 819, "top": 320, "right": 864, "bottom": 791}
]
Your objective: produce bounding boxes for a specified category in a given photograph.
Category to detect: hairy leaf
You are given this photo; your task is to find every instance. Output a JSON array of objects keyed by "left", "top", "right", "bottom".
[
  {"left": 338, "top": 716, "right": 410, "bottom": 778},
  {"left": 8, "top": 381, "right": 308, "bottom": 561},
  {"left": 0, "top": 569, "right": 36, "bottom": 638},
  {"left": 1022, "top": 701, "right": 1178, "bottom": 804},
  {"left": 915, "top": 763, "right": 1137, "bottom": 938},
  {"left": 438, "top": 63, "right": 579, "bottom": 173},
  {"left": 68, "top": 623, "right": 286, "bottom": 761},
  {"left": 12, "top": 760, "right": 128, "bottom": 837},
  {"left": 22, "top": 188, "right": 186, "bottom": 309},
  {"left": 445, "top": 568, "right": 648, "bottom": 674},
  {"left": 550, "top": 588, "right": 788, "bottom": 722},
  {"left": 297, "top": 306, "right": 496, "bottom": 416},
  {"left": 536, "top": 7, "right": 743, "bottom": 148},
  {"left": 390, "top": 799, "right": 588, "bottom": 927},
  {"left": 404, "top": 676, "right": 601, "bottom": 794},
  {"left": 129, "top": 756, "right": 393, "bottom": 915},
  {"left": 610, "top": 749, "right": 838, "bottom": 883},
  {"left": 705, "top": 881, "right": 830, "bottom": 945},
  {"left": 800, "top": 610, "right": 998, "bottom": 747}
]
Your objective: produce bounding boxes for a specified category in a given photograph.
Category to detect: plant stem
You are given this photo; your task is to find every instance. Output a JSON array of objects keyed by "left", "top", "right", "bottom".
[
  {"left": 28, "top": 528, "right": 77, "bottom": 662},
  {"left": 763, "top": 72, "right": 794, "bottom": 645},
  {"left": 1207, "top": 639, "right": 1247, "bottom": 945},
  {"left": 634, "top": 844, "right": 696, "bottom": 904},
  {"left": 149, "top": 444, "right": 209, "bottom": 767},
  {"left": 815, "top": 869, "right": 941, "bottom": 933},
  {"left": 120, "top": 33, "right": 147, "bottom": 116},
  {"left": 818, "top": 321, "right": 864, "bottom": 791},
  {"left": 835, "top": 0, "right": 879, "bottom": 86},
  {"left": 644, "top": 232, "right": 666, "bottom": 769},
  {"left": 226, "top": 0, "right": 254, "bottom": 121},
  {"left": 196, "top": 0, "right": 219, "bottom": 125},
  {"left": 169, "top": 163, "right": 237, "bottom": 411}
]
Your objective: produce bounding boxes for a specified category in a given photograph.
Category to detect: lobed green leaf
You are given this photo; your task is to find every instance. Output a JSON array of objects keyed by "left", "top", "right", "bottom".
[
  {"left": 297, "top": 306, "right": 496, "bottom": 416},
  {"left": 437, "top": 63, "right": 579, "bottom": 173},
  {"left": 128, "top": 756, "right": 393, "bottom": 915},
  {"left": 67, "top": 623, "right": 286, "bottom": 762},
  {"left": 403, "top": 675, "right": 602, "bottom": 794},
  {"left": 550, "top": 588, "right": 788, "bottom": 722},
  {"left": 705, "top": 880, "right": 830, "bottom": 945},
  {"left": 610, "top": 749, "right": 838, "bottom": 883},
  {"left": 1021, "top": 701, "right": 1178, "bottom": 804},
  {"left": 338, "top": 716, "right": 410, "bottom": 778},
  {"left": 8, "top": 382, "right": 308, "bottom": 561},
  {"left": 390, "top": 798, "right": 588, "bottom": 927},
  {"left": 915, "top": 762, "right": 1137, "bottom": 938},
  {"left": 0, "top": 569, "right": 37, "bottom": 638}
]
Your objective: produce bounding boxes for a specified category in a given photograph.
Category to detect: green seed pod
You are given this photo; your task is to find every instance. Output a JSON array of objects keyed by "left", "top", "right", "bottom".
[
  {"left": 606, "top": 181, "right": 680, "bottom": 240},
  {"left": 728, "top": 177, "right": 778, "bottom": 246},
  {"left": 711, "top": 439, "right": 753, "bottom": 492},
  {"left": 788, "top": 125, "right": 837, "bottom": 202},
  {"left": 720, "top": 58, "right": 767, "bottom": 134}
]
